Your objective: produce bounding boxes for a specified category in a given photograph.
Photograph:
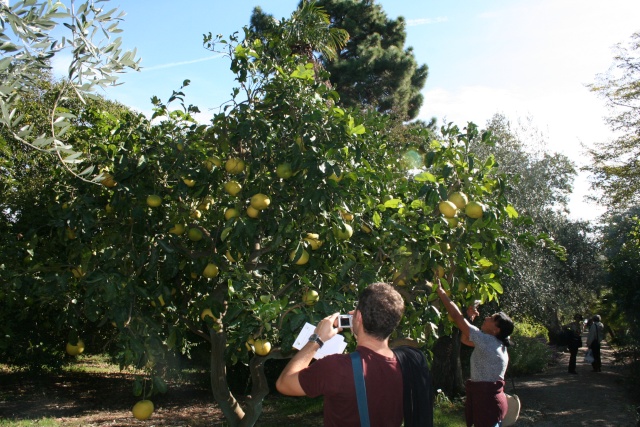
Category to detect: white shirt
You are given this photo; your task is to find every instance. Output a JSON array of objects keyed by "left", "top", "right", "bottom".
[{"left": 469, "top": 325, "right": 509, "bottom": 382}]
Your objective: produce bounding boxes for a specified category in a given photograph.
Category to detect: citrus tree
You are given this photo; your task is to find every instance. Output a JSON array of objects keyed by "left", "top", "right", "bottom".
[{"left": 1, "top": 11, "right": 523, "bottom": 427}]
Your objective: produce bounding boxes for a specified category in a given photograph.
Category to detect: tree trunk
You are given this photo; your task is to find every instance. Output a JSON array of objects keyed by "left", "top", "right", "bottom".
[
  {"left": 208, "top": 325, "right": 289, "bottom": 427},
  {"left": 239, "top": 350, "right": 287, "bottom": 427},
  {"left": 210, "top": 328, "right": 245, "bottom": 427},
  {"left": 431, "top": 330, "right": 465, "bottom": 397}
]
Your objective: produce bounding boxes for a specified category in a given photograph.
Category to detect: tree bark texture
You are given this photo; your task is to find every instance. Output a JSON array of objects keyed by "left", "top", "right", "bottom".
[{"left": 432, "top": 330, "right": 465, "bottom": 397}]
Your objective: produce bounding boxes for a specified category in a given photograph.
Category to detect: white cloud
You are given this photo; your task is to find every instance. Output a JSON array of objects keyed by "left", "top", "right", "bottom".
[{"left": 419, "top": 83, "right": 610, "bottom": 222}]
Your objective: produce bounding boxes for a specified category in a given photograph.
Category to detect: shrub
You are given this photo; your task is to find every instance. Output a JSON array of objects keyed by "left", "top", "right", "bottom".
[{"left": 507, "top": 321, "right": 553, "bottom": 376}]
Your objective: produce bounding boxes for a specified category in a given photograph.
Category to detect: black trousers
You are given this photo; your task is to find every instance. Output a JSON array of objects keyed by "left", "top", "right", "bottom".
[
  {"left": 591, "top": 341, "right": 601, "bottom": 371},
  {"left": 568, "top": 346, "right": 578, "bottom": 372}
]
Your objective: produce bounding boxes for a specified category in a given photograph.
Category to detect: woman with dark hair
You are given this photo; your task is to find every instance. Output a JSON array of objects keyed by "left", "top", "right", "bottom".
[{"left": 435, "top": 281, "right": 514, "bottom": 427}]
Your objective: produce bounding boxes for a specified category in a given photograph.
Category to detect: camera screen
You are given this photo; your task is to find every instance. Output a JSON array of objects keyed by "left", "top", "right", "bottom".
[{"left": 339, "top": 315, "right": 352, "bottom": 328}]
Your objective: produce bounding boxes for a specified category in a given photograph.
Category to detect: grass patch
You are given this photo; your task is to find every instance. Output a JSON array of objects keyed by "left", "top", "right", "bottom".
[
  {"left": 434, "top": 405, "right": 466, "bottom": 427},
  {"left": 0, "top": 419, "right": 59, "bottom": 427},
  {"left": 266, "top": 395, "right": 323, "bottom": 416},
  {"left": 62, "top": 354, "right": 130, "bottom": 374}
]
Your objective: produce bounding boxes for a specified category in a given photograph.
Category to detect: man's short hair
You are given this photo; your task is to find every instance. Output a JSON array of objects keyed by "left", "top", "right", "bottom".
[{"left": 356, "top": 282, "right": 405, "bottom": 340}]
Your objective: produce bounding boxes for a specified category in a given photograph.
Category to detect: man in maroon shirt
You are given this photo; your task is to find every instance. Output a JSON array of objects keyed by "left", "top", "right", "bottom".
[{"left": 276, "top": 282, "right": 413, "bottom": 427}]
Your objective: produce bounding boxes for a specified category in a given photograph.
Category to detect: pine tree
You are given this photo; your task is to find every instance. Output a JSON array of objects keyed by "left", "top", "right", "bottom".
[{"left": 251, "top": 0, "right": 428, "bottom": 121}]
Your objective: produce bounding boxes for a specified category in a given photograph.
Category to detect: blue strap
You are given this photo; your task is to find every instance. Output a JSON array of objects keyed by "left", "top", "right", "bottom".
[{"left": 350, "top": 351, "right": 371, "bottom": 427}]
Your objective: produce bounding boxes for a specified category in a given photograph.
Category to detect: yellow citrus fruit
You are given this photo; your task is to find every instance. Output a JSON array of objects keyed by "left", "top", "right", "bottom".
[
  {"left": 225, "top": 250, "right": 241, "bottom": 263},
  {"left": 333, "top": 223, "right": 353, "bottom": 240},
  {"left": 304, "top": 233, "right": 322, "bottom": 250},
  {"left": 276, "top": 163, "right": 293, "bottom": 179},
  {"left": 101, "top": 173, "right": 117, "bottom": 188},
  {"left": 203, "top": 263, "right": 219, "bottom": 278},
  {"left": 439, "top": 200, "right": 457, "bottom": 218},
  {"left": 448, "top": 191, "right": 468, "bottom": 209},
  {"left": 188, "top": 228, "right": 203, "bottom": 242},
  {"left": 465, "top": 201, "right": 484, "bottom": 219},
  {"left": 445, "top": 217, "right": 459, "bottom": 228},
  {"left": 290, "top": 249, "right": 310, "bottom": 265},
  {"left": 250, "top": 193, "right": 270, "bottom": 210},
  {"left": 147, "top": 195, "right": 162, "bottom": 208},
  {"left": 169, "top": 224, "right": 185, "bottom": 235},
  {"left": 247, "top": 206, "right": 260, "bottom": 218},
  {"left": 71, "top": 267, "right": 84, "bottom": 278},
  {"left": 190, "top": 210, "right": 202, "bottom": 219},
  {"left": 254, "top": 339, "right": 272, "bottom": 356},
  {"left": 66, "top": 339, "right": 85, "bottom": 356},
  {"left": 132, "top": 400, "right": 154, "bottom": 421},
  {"left": 224, "top": 181, "right": 242, "bottom": 196},
  {"left": 204, "top": 156, "right": 222, "bottom": 171},
  {"left": 392, "top": 271, "right": 406, "bottom": 286},
  {"left": 303, "top": 289, "right": 319, "bottom": 306},
  {"left": 225, "top": 158, "right": 245, "bottom": 174},
  {"left": 340, "top": 210, "right": 354, "bottom": 221},
  {"left": 224, "top": 208, "right": 240, "bottom": 220},
  {"left": 182, "top": 178, "right": 196, "bottom": 187}
]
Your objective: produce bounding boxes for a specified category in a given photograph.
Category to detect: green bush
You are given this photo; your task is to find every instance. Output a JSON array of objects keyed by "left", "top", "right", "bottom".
[
  {"left": 507, "top": 321, "right": 552, "bottom": 376},
  {"left": 513, "top": 319, "right": 549, "bottom": 340}
]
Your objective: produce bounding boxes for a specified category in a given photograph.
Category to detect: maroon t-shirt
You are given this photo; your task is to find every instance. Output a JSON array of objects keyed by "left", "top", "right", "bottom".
[{"left": 298, "top": 345, "right": 403, "bottom": 427}]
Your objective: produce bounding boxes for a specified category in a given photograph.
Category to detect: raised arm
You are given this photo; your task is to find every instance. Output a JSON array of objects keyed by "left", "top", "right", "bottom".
[
  {"left": 434, "top": 281, "right": 477, "bottom": 344},
  {"left": 276, "top": 313, "right": 340, "bottom": 396}
]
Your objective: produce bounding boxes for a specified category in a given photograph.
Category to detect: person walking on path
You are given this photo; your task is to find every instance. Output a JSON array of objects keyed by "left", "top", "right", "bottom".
[
  {"left": 567, "top": 314, "right": 583, "bottom": 374},
  {"left": 587, "top": 314, "right": 605, "bottom": 372}
]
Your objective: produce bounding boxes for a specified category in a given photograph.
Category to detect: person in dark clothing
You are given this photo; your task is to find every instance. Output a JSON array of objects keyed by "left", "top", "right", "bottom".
[
  {"left": 567, "top": 314, "right": 583, "bottom": 374},
  {"left": 587, "top": 315, "right": 605, "bottom": 372},
  {"left": 276, "top": 282, "right": 433, "bottom": 426}
]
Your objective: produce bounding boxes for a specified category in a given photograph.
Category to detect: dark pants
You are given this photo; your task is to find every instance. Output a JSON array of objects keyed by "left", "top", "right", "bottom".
[
  {"left": 591, "top": 341, "right": 601, "bottom": 372},
  {"left": 465, "top": 380, "right": 508, "bottom": 427},
  {"left": 568, "top": 346, "right": 578, "bottom": 373}
]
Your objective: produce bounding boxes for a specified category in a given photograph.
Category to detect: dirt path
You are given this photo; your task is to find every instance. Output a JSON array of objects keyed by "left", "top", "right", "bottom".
[
  {"left": 507, "top": 334, "right": 639, "bottom": 426},
  {"left": 2, "top": 336, "right": 639, "bottom": 426}
]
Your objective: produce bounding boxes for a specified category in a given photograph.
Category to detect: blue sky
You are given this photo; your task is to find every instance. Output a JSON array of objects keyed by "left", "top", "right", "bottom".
[{"left": 59, "top": 0, "right": 640, "bottom": 223}]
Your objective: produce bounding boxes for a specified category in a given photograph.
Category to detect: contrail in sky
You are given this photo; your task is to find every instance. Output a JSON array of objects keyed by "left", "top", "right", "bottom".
[
  {"left": 406, "top": 17, "right": 448, "bottom": 27},
  {"left": 142, "top": 54, "right": 225, "bottom": 71}
]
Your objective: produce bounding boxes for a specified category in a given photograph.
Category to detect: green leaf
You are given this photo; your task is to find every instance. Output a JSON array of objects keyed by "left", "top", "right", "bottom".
[
  {"left": 505, "top": 204, "right": 519, "bottom": 218},
  {"left": 488, "top": 281, "right": 504, "bottom": 294},
  {"left": 350, "top": 124, "right": 366, "bottom": 135},
  {"left": 221, "top": 227, "right": 232, "bottom": 241},
  {"left": 384, "top": 199, "right": 403, "bottom": 208},
  {"left": 153, "top": 376, "right": 168, "bottom": 394},
  {"left": 414, "top": 172, "right": 437, "bottom": 183},
  {"left": 373, "top": 211, "right": 382, "bottom": 228},
  {"left": 290, "top": 64, "right": 315, "bottom": 81},
  {"left": 478, "top": 258, "right": 493, "bottom": 268}
]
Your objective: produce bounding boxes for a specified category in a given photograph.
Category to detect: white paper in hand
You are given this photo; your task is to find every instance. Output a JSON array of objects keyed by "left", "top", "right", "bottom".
[{"left": 292, "top": 322, "right": 348, "bottom": 359}]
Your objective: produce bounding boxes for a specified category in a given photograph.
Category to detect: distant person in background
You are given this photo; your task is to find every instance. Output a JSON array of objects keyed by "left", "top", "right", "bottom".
[
  {"left": 566, "top": 314, "right": 583, "bottom": 374},
  {"left": 587, "top": 315, "right": 605, "bottom": 372}
]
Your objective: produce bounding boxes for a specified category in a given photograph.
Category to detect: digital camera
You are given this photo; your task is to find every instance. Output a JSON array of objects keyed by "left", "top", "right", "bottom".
[{"left": 338, "top": 314, "right": 353, "bottom": 328}]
